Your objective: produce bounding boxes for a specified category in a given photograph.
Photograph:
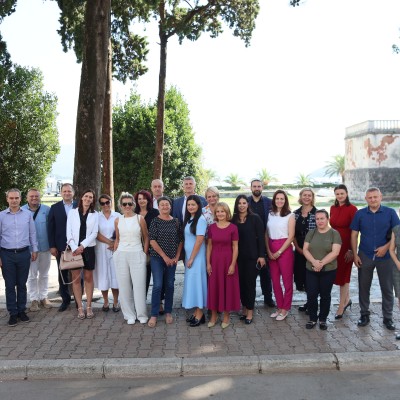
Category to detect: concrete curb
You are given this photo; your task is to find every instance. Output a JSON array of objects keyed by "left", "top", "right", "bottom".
[{"left": 0, "top": 351, "right": 399, "bottom": 380}]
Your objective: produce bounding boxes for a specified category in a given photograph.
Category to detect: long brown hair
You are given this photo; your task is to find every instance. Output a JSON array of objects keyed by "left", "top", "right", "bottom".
[
  {"left": 271, "top": 190, "right": 291, "bottom": 217},
  {"left": 78, "top": 189, "right": 96, "bottom": 213}
]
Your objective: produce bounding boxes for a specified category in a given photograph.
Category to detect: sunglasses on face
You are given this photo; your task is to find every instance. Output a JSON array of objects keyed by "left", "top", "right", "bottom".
[
  {"left": 100, "top": 200, "right": 111, "bottom": 206},
  {"left": 122, "top": 202, "right": 133, "bottom": 207}
]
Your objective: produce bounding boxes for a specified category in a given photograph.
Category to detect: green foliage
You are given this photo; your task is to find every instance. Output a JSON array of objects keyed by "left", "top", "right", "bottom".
[
  {"left": 55, "top": 0, "right": 150, "bottom": 82},
  {"left": 0, "top": 66, "right": 60, "bottom": 210},
  {"left": 324, "top": 154, "right": 345, "bottom": 183},
  {"left": 295, "top": 173, "right": 314, "bottom": 186},
  {"left": 258, "top": 168, "right": 277, "bottom": 186},
  {"left": 113, "top": 87, "right": 204, "bottom": 197},
  {"left": 224, "top": 173, "right": 245, "bottom": 187}
]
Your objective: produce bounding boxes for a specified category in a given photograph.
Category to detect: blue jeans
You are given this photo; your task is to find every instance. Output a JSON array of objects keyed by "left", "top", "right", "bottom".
[
  {"left": 150, "top": 256, "right": 176, "bottom": 317},
  {"left": 1, "top": 248, "right": 31, "bottom": 315}
]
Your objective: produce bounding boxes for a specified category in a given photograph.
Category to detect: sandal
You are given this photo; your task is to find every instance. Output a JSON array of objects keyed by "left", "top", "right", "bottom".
[
  {"left": 112, "top": 303, "right": 120, "bottom": 312},
  {"left": 319, "top": 321, "right": 328, "bottom": 330},
  {"left": 102, "top": 304, "right": 110, "bottom": 312},
  {"left": 306, "top": 321, "right": 317, "bottom": 329},
  {"left": 77, "top": 307, "right": 85, "bottom": 320},
  {"left": 165, "top": 314, "right": 173, "bottom": 324},
  {"left": 148, "top": 317, "right": 157, "bottom": 328},
  {"left": 86, "top": 306, "right": 94, "bottom": 319}
]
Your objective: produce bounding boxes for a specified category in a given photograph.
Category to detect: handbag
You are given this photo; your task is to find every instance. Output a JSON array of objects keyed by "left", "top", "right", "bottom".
[{"left": 60, "top": 245, "right": 84, "bottom": 270}]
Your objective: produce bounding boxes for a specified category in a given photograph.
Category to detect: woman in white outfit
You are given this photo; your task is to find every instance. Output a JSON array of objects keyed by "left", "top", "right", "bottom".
[
  {"left": 66, "top": 189, "right": 99, "bottom": 320},
  {"left": 94, "top": 194, "right": 121, "bottom": 312},
  {"left": 113, "top": 192, "right": 149, "bottom": 325}
]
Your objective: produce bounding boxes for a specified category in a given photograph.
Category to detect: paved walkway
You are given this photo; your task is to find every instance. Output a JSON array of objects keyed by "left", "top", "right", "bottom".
[{"left": 0, "top": 259, "right": 399, "bottom": 362}]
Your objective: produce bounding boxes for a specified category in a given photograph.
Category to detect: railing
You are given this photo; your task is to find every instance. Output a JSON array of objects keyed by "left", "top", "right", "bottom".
[{"left": 346, "top": 120, "right": 400, "bottom": 136}]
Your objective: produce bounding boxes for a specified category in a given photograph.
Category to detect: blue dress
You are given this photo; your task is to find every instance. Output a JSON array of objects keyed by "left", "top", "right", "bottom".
[{"left": 182, "top": 215, "right": 208, "bottom": 309}]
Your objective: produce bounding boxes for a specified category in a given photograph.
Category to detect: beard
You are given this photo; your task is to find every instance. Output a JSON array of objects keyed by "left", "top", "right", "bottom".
[{"left": 252, "top": 190, "right": 262, "bottom": 197}]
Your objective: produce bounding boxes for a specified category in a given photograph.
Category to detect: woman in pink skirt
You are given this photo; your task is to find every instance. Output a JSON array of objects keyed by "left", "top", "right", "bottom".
[{"left": 206, "top": 202, "right": 240, "bottom": 329}]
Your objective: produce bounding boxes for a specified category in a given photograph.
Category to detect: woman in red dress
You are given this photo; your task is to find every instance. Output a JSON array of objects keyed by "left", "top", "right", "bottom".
[
  {"left": 206, "top": 202, "right": 240, "bottom": 329},
  {"left": 330, "top": 184, "right": 357, "bottom": 319}
]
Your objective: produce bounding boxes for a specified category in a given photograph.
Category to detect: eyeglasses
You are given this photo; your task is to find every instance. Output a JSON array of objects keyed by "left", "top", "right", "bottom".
[
  {"left": 99, "top": 200, "right": 111, "bottom": 206},
  {"left": 122, "top": 202, "right": 133, "bottom": 207}
]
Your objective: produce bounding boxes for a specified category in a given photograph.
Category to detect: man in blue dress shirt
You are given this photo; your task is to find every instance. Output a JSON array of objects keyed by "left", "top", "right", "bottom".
[
  {"left": 0, "top": 188, "right": 38, "bottom": 326},
  {"left": 351, "top": 187, "right": 400, "bottom": 330}
]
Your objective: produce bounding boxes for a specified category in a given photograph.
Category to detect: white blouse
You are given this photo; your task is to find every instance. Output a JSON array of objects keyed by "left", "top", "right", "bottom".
[{"left": 267, "top": 212, "right": 294, "bottom": 240}]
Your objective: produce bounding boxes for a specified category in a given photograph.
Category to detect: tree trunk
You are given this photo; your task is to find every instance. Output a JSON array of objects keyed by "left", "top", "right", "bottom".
[
  {"left": 101, "top": 37, "right": 114, "bottom": 204},
  {"left": 153, "top": 25, "right": 168, "bottom": 180},
  {"left": 73, "top": 0, "right": 111, "bottom": 199}
]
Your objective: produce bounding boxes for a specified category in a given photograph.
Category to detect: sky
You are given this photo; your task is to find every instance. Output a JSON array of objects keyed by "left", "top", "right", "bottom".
[{"left": 2, "top": 0, "right": 400, "bottom": 184}]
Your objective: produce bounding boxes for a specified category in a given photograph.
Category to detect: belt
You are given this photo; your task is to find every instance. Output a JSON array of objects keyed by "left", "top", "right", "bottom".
[{"left": 1, "top": 247, "right": 29, "bottom": 253}]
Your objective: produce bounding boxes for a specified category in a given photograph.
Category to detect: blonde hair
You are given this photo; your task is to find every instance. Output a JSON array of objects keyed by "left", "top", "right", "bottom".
[
  {"left": 298, "top": 187, "right": 315, "bottom": 207},
  {"left": 205, "top": 186, "right": 220, "bottom": 199},
  {"left": 214, "top": 202, "right": 232, "bottom": 221}
]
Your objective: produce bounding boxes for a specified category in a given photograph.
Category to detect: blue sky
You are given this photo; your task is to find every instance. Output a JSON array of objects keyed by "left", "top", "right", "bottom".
[{"left": 2, "top": 0, "right": 400, "bottom": 183}]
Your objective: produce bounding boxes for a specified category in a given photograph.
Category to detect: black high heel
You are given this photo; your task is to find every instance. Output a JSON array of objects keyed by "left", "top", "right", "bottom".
[
  {"left": 189, "top": 314, "right": 205, "bottom": 327},
  {"left": 344, "top": 299, "right": 352, "bottom": 312},
  {"left": 335, "top": 299, "right": 352, "bottom": 320},
  {"left": 186, "top": 314, "right": 195, "bottom": 323}
]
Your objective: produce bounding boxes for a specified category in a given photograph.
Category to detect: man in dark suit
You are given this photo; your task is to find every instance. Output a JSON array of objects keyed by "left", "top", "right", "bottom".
[
  {"left": 172, "top": 176, "right": 207, "bottom": 224},
  {"left": 47, "top": 183, "right": 77, "bottom": 311},
  {"left": 248, "top": 179, "right": 275, "bottom": 307}
]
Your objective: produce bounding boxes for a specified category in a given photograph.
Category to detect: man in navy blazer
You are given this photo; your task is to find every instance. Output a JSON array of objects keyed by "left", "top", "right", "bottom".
[
  {"left": 47, "top": 183, "right": 77, "bottom": 311},
  {"left": 248, "top": 179, "right": 275, "bottom": 308},
  {"left": 172, "top": 176, "right": 207, "bottom": 224}
]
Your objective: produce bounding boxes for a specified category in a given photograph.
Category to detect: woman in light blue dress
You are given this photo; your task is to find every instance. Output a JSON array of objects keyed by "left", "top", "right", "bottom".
[{"left": 182, "top": 195, "right": 208, "bottom": 327}]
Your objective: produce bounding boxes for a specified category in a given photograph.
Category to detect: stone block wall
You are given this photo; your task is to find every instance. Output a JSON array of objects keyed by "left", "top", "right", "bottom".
[{"left": 345, "top": 168, "right": 400, "bottom": 201}]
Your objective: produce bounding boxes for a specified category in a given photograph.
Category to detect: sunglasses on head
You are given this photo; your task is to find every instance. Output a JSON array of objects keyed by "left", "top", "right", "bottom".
[
  {"left": 122, "top": 202, "right": 133, "bottom": 207},
  {"left": 99, "top": 200, "right": 111, "bottom": 206}
]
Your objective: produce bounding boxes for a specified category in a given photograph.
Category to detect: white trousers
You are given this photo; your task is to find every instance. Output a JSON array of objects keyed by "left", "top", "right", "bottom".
[
  {"left": 27, "top": 251, "right": 51, "bottom": 301},
  {"left": 113, "top": 250, "right": 148, "bottom": 323}
]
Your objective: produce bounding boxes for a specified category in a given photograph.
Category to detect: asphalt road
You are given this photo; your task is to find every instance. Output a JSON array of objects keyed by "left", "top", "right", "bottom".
[{"left": 1, "top": 370, "right": 400, "bottom": 400}]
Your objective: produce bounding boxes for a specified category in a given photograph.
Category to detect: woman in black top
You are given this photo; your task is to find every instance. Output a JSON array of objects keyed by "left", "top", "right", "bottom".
[
  {"left": 134, "top": 190, "right": 159, "bottom": 296},
  {"left": 148, "top": 197, "right": 183, "bottom": 328},
  {"left": 232, "top": 195, "right": 266, "bottom": 324},
  {"left": 293, "top": 188, "right": 316, "bottom": 312}
]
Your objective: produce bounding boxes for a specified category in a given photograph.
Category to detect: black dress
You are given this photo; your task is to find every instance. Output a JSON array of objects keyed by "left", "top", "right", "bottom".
[{"left": 79, "top": 211, "right": 95, "bottom": 271}]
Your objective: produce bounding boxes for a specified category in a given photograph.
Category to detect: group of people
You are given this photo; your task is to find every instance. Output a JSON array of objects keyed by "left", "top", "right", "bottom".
[{"left": 1, "top": 178, "right": 400, "bottom": 338}]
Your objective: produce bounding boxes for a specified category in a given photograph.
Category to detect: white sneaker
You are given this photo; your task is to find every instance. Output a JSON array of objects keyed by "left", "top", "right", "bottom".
[
  {"left": 127, "top": 319, "right": 135, "bottom": 325},
  {"left": 30, "top": 300, "right": 40, "bottom": 312}
]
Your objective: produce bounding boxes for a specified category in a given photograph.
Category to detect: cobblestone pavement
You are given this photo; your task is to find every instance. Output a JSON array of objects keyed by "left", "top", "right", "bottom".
[{"left": 0, "top": 259, "right": 399, "bottom": 360}]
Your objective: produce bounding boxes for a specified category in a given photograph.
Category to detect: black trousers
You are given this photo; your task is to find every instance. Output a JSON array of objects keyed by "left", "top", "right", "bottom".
[
  {"left": 238, "top": 257, "right": 259, "bottom": 310},
  {"left": 56, "top": 253, "right": 71, "bottom": 304},
  {"left": 257, "top": 260, "right": 273, "bottom": 300},
  {"left": 294, "top": 250, "right": 307, "bottom": 291},
  {"left": 306, "top": 269, "right": 336, "bottom": 322}
]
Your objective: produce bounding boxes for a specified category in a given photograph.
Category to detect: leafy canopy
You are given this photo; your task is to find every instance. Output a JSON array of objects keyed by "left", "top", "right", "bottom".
[
  {"left": 113, "top": 86, "right": 205, "bottom": 197},
  {"left": 0, "top": 66, "right": 60, "bottom": 209}
]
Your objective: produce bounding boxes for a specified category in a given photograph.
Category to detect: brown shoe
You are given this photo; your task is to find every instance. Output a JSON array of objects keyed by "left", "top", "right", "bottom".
[
  {"left": 40, "top": 299, "right": 52, "bottom": 309},
  {"left": 30, "top": 300, "right": 40, "bottom": 312}
]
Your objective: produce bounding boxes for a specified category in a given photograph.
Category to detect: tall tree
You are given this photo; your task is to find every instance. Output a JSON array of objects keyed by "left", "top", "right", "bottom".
[
  {"left": 55, "top": 0, "right": 149, "bottom": 198},
  {"left": 0, "top": 66, "right": 60, "bottom": 209},
  {"left": 0, "top": 1, "right": 17, "bottom": 85},
  {"left": 146, "top": 0, "right": 260, "bottom": 180},
  {"left": 113, "top": 87, "right": 204, "bottom": 197}
]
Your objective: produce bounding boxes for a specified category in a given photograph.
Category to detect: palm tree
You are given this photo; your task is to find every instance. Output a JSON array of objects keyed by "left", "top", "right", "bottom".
[
  {"left": 204, "top": 169, "right": 220, "bottom": 186},
  {"left": 295, "top": 173, "right": 314, "bottom": 186},
  {"left": 224, "top": 173, "right": 245, "bottom": 188},
  {"left": 324, "top": 155, "right": 345, "bottom": 183},
  {"left": 258, "top": 168, "right": 277, "bottom": 186}
]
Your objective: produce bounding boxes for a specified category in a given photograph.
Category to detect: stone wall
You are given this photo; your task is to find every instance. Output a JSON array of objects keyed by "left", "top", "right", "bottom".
[
  {"left": 345, "top": 168, "right": 400, "bottom": 201},
  {"left": 345, "top": 120, "right": 400, "bottom": 201}
]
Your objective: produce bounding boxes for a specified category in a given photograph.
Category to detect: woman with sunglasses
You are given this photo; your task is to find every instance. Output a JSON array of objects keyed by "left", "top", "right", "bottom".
[
  {"left": 148, "top": 196, "right": 183, "bottom": 327},
  {"left": 113, "top": 192, "right": 149, "bottom": 325},
  {"left": 94, "top": 194, "right": 121, "bottom": 313}
]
